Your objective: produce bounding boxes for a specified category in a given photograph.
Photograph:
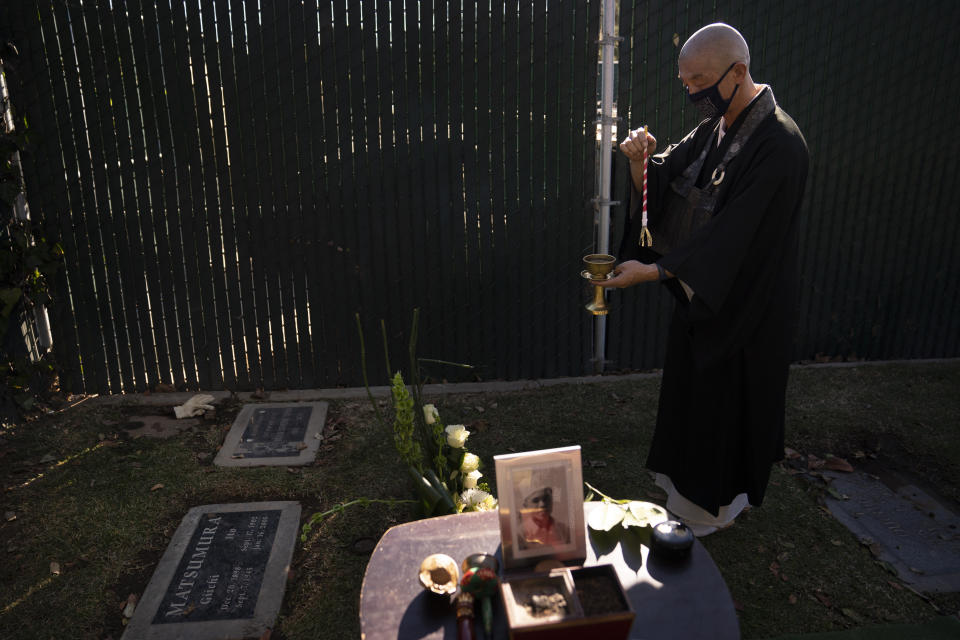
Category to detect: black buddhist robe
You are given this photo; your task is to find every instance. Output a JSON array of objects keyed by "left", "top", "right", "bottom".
[{"left": 619, "top": 93, "right": 809, "bottom": 515}]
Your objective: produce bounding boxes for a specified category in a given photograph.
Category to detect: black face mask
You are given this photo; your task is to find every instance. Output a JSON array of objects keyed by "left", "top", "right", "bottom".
[{"left": 687, "top": 62, "right": 739, "bottom": 119}]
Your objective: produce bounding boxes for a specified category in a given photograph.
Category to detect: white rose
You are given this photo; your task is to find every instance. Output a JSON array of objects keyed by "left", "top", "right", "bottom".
[
  {"left": 423, "top": 404, "right": 439, "bottom": 425},
  {"left": 463, "top": 470, "right": 482, "bottom": 489},
  {"left": 460, "top": 452, "right": 480, "bottom": 473},
  {"left": 445, "top": 424, "right": 470, "bottom": 448},
  {"left": 460, "top": 488, "right": 495, "bottom": 512}
]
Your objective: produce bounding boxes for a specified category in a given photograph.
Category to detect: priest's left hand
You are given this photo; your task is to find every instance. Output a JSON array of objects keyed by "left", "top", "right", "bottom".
[{"left": 595, "top": 260, "right": 658, "bottom": 288}]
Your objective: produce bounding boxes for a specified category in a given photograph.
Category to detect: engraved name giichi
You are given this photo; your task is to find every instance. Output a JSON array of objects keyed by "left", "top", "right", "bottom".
[{"left": 152, "top": 509, "right": 281, "bottom": 624}]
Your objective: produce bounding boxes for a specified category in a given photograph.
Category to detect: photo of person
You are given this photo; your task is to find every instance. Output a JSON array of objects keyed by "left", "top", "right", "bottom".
[
  {"left": 495, "top": 445, "right": 586, "bottom": 568},
  {"left": 513, "top": 464, "right": 572, "bottom": 553}
]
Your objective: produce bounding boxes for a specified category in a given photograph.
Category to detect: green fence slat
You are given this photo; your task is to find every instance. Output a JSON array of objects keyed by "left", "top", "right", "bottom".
[
  {"left": 15, "top": 0, "right": 960, "bottom": 392},
  {"left": 102, "top": 3, "right": 156, "bottom": 391},
  {"left": 117, "top": 1, "right": 171, "bottom": 390},
  {"left": 141, "top": 0, "right": 189, "bottom": 389},
  {"left": 60, "top": 2, "right": 123, "bottom": 393}
]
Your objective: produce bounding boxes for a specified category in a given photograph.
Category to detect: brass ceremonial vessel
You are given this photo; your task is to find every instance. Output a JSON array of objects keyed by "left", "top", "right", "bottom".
[{"left": 581, "top": 254, "right": 616, "bottom": 316}]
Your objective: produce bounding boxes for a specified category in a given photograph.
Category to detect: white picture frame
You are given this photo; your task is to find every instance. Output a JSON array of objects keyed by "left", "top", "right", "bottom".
[{"left": 493, "top": 445, "right": 586, "bottom": 569}]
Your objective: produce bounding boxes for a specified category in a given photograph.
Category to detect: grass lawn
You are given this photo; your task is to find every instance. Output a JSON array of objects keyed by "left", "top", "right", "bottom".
[{"left": 1, "top": 361, "right": 958, "bottom": 639}]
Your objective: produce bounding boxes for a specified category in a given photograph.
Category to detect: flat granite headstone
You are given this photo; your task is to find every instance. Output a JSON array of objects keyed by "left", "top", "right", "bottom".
[
  {"left": 122, "top": 501, "right": 301, "bottom": 640},
  {"left": 825, "top": 471, "right": 960, "bottom": 592},
  {"left": 215, "top": 402, "right": 327, "bottom": 467}
]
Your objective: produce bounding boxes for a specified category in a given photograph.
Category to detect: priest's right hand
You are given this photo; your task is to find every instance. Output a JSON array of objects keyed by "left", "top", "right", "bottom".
[
  {"left": 619, "top": 127, "right": 657, "bottom": 162},
  {"left": 595, "top": 260, "right": 658, "bottom": 288}
]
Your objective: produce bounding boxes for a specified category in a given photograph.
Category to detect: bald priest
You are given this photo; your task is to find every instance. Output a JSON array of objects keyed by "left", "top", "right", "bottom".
[{"left": 598, "top": 23, "right": 809, "bottom": 536}]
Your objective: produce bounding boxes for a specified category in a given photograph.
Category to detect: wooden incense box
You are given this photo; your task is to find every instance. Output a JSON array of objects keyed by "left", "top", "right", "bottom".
[{"left": 499, "top": 564, "right": 635, "bottom": 640}]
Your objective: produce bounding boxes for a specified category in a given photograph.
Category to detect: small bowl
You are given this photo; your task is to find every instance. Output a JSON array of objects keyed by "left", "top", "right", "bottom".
[
  {"left": 650, "top": 520, "right": 694, "bottom": 560},
  {"left": 419, "top": 553, "right": 460, "bottom": 595},
  {"left": 582, "top": 254, "right": 617, "bottom": 280}
]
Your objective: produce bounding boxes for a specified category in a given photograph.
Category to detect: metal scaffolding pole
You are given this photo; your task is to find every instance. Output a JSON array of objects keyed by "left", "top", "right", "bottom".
[{"left": 593, "top": 0, "right": 618, "bottom": 373}]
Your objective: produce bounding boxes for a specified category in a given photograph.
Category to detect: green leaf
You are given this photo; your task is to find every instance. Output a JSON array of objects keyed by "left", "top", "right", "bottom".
[
  {"left": 588, "top": 525, "right": 621, "bottom": 555},
  {"left": 587, "top": 500, "right": 626, "bottom": 532},
  {"left": 623, "top": 501, "right": 669, "bottom": 528},
  {"left": 826, "top": 486, "right": 849, "bottom": 500},
  {"left": 0, "top": 287, "right": 21, "bottom": 317},
  {"left": 0, "top": 287, "right": 21, "bottom": 305}
]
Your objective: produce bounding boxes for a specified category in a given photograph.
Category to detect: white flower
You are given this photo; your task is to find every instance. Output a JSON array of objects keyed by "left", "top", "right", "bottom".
[
  {"left": 460, "top": 452, "right": 480, "bottom": 473},
  {"left": 463, "top": 469, "right": 482, "bottom": 489},
  {"left": 445, "top": 424, "right": 470, "bottom": 449},
  {"left": 423, "top": 404, "right": 439, "bottom": 425},
  {"left": 460, "top": 488, "right": 498, "bottom": 512}
]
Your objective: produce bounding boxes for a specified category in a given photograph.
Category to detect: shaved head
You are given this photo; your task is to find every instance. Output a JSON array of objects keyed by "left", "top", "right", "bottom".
[{"left": 679, "top": 23, "right": 751, "bottom": 74}]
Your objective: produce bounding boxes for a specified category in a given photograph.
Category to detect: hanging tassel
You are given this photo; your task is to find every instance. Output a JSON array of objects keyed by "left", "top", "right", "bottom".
[{"left": 639, "top": 125, "right": 653, "bottom": 247}]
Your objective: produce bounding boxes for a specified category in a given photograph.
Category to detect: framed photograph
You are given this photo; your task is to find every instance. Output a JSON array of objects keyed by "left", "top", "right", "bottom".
[{"left": 494, "top": 446, "right": 586, "bottom": 569}]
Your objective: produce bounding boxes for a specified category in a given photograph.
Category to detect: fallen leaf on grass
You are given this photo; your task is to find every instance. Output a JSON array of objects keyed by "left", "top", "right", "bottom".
[
  {"left": 824, "top": 456, "right": 854, "bottom": 472},
  {"left": 887, "top": 580, "right": 903, "bottom": 591},
  {"left": 784, "top": 447, "right": 803, "bottom": 459},
  {"left": 807, "top": 454, "right": 825, "bottom": 470},
  {"left": 50, "top": 562, "right": 61, "bottom": 575},
  {"left": 296, "top": 442, "right": 308, "bottom": 450},
  {"left": 150, "top": 483, "right": 164, "bottom": 491},
  {"left": 4, "top": 511, "right": 15, "bottom": 522},
  {"left": 788, "top": 594, "right": 798, "bottom": 604},
  {"left": 40, "top": 453, "right": 56, "bottom": 464},
  {"left": 826, "top": 486, "right": 849, "bottom": 500},
  {"left": 769, "top": 561, "right": 780, "bottom": 577},
  {"left": 122, "top": 593, "right": 138, "bottom": 618},
  {"left": 841, "top": 608, "right": 864, "bottom": 623},
  {"left": 830, "top": 539, "right": 843, "bottom": 546}
]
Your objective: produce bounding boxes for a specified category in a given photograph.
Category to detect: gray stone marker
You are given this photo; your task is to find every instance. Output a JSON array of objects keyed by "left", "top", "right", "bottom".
[
  {"left": 122, "top": 501, "right": 301, "bottom": 640},
  {"left": 215, "top": 402, "right": 327, "bottom": 467},
  {"left": 825, "top": 471, "right": 960, "bottom": 592}
]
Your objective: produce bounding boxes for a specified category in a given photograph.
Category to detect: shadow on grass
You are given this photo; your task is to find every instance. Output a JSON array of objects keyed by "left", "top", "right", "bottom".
[{"left": 0, "top": 362, "right": 958, "bottom": 639}]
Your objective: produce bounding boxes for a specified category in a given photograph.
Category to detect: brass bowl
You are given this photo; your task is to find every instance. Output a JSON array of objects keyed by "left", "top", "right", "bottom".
[{"left": 582, "top": 254, "right": 616, "bottom": 281}]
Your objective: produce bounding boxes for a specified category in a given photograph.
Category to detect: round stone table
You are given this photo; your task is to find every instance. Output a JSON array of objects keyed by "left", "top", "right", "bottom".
[{"left": 359, "top": 502, "right": 740, "bottom": 639}]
